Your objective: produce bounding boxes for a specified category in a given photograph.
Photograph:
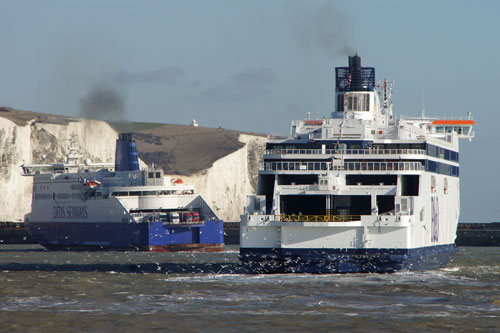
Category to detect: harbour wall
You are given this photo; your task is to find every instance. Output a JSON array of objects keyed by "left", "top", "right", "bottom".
[
  {"left": 455, "top": 223, "right": 500, "bottom": 246},
  {"left": 223, "top": 222, "right": 500, "bottom": 246},
  {"left": 2, "top": 222, "right": 499, "bottom": 246}
]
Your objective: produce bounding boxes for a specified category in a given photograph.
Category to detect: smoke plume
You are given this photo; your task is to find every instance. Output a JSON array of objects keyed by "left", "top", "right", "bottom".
[
  {"left": 203, "top": 67, "right": 277, "bottom": 102},
  {"left": 78, "top": 83, "right": 126, "bottom": 121},
  {"left": 107, "top": 67, "right": 185, "bottom": 85},
  {"left": 290, "top": 1, "right": 354, "bottom": 57}
]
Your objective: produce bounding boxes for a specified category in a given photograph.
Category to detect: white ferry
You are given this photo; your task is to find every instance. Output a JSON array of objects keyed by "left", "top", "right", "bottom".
[
  {"left": 22, "top": 133, "right": 224, "bottom": 251},
  {"left": 240, "top": 55, "right": 475, "bottom": 273}
]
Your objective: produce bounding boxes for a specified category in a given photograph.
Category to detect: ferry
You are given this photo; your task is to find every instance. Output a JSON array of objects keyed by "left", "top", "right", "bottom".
[
  {"left": 22, "top": 133, "right": 224, "bottom": 251},
  {"left": 239, "top": 55, "right": 475, "bottom": 273}
]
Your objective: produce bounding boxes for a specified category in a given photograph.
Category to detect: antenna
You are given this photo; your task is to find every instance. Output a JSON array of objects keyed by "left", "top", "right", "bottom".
[{"left": 421, "top": 91, "right": 426, "bottom": 118}]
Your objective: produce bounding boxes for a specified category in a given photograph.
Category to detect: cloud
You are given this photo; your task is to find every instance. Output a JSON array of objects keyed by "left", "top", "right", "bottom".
[
  {"left": 230, "top": 67, "right": 277, "bottom": 86},
  {"left": 107, "top": 67, "right": 185, "bottom": 84},
  {"left": 285, "top": 103, "right": 303, "bottom": 115},
  {"left": 203, "top": 67, "right": 277, "bottom": 102}
]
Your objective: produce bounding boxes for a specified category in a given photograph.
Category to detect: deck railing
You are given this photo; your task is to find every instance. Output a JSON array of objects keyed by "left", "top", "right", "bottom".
[
  {"left": 280, "top": 214, "right": 361, "bottom": 222},
  {"left": 265, "top": 148, "right": 426, "bottom": 156},
  {"left": 262, "top": 161, "right": 424, "bottom": 171}
]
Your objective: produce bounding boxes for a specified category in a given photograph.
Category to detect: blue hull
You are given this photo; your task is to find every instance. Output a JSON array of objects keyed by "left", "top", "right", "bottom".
[
  {"left": 239, "top": 245, "right": 457, "bottom": 273},
  {"left": 26, "top": 220, "right": 224, "bottom": 251}
]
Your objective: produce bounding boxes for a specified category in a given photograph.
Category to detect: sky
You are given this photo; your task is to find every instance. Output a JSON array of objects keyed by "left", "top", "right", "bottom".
[{"left": 0, "top": 0, "right": 498, "bottom": 222}]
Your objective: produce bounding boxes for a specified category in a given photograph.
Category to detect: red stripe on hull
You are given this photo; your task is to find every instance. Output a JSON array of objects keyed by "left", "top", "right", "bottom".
[{"left": 148, "top": 243, "right": 224, "bottom": 252}]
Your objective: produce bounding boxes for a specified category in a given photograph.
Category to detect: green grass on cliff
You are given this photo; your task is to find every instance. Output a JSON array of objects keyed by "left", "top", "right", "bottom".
[{"left": 107, "top": 121, "right": 166, "bottom": 133}]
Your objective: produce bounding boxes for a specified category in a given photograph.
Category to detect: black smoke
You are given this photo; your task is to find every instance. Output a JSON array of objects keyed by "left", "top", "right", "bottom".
[
  {"left": 290, "top": 1, "right": 355, "bottom": 57},
  {"left": 78, "top": 83, "right": 126, "bottom": 121},
  {"left": 106, "top": 67, "right": 185, "bottom": 85}
]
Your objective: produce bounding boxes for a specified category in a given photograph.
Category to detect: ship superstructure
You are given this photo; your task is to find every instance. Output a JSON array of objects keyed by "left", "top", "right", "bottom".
[
  {"left": 22, "top": 133, "right": 224, "bottom": 251},
  {"left": 239, "top": 55, "right": 475, "bottom": 273}
]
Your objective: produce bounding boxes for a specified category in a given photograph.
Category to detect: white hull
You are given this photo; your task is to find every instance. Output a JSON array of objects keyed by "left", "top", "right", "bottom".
[{"left": 239, "top": 55, "right": 474, "bottom": 273}]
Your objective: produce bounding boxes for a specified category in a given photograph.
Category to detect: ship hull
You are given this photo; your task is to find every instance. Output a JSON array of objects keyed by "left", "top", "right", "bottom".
[
  {"left": 25, "top": 220, "right": 224, "bottom": 252},
  {"left": 239, "top": 245, "right": 457, "bottom": 273}
]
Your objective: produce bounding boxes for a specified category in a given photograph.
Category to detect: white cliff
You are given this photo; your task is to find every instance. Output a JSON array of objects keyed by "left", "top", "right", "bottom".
[
  {"left": 0, "top": 112, "right": 266, "bottom": 223},
  {"left": 0, "top": 115, "right": 117, "bottom": 222},
  {"left": 177, "top": 134, "right": 266, "bottom": 221},
  {"left": 0, "top": 117, "right": 33, "bottom": 222}
]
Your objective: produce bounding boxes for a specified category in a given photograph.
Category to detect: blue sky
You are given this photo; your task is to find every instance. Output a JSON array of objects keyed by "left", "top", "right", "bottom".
[{"left": 0, "top": 0, "right": 498, "bottom": 222}]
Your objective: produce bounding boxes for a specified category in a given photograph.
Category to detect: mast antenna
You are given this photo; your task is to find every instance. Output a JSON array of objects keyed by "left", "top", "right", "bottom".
[{"left": 421, "top": 91, "right": 426, "bottom": 118}]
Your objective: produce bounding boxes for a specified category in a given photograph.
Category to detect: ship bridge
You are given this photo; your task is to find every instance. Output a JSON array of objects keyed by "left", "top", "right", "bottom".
[{"left": 430, "top": 119, "right": 476, "bottom": 140}]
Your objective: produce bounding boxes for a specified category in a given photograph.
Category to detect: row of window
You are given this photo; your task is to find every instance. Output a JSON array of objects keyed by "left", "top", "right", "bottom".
[
  {"left": 34, "top": 190, "right": 196, "bottom": 200},
  {"left": 263, "top": 158, "right": 459, "bottom": 177},
  {"left": 426, "top": 160, "right": 459, "bottom": 177},
  {"left": 34, "top": 193, "right": 84, "bottom": 201},
  {"left": 148, "top": 172, "right": 162, "bottom": 179},
  {"left": 426, "top": 144, "right": 459, "bottom": 162},
  {"left": 34, "top": 193, "right": 53, "bottom": 200},
  {"left": 111, "top": 190, "right": 193, "bottom": 197},
  {"left": 268, "top": 142, "right": 458, "bottom": 163},
  {"left": 434, "top": 126, "right": 471, "bottom": 135}
]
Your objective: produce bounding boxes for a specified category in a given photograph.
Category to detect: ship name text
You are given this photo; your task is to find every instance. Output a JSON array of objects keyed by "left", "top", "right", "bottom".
[{"left": 53, "top": 205, "right": 88, "bottom": 219}]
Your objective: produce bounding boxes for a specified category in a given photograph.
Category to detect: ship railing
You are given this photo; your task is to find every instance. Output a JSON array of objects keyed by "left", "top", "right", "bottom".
[
  {"left": 343, "top": 161, "right": 424, "bottom": 171},
  {"left": 277, "top": 184, "right": 321, "bottom": 191},
  {"left": 131, "top": 212, "right": 206, "bottom": 225},
  {"left": 262, "top": 161, "right": 424, "bottom": 172},
  {"left": 264, "top": 149, "right": 426, "bottom": 156},
  {"left": 280, "top": 214, "right": 361, "bottom": 222},
  {"left": 400, "top": 114, "right": 474, "bottom": 121}
]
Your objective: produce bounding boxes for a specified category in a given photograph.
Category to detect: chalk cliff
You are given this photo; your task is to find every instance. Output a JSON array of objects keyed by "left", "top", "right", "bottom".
[
  {"left": 0, "top": 108, "right": 117, "bottom": 221},
  {"left": 177, "top": 134, "right": 266, "bottom": 221},
  {"left": 0, "top": 108, "right": 266, "bottom": 222}
]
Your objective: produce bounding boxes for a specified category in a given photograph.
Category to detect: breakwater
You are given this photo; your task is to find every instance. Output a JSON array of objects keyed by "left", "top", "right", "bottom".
[
  {"left": 456, "top": 222, "right": 500, "bottom": 246},
  {"left": 1, "top": 222, "right": 499, "bottom": 246},
  {"left": 224, "top": 222, "right": 500, "bottom": 246},
  {"left": 0, "top": 222, "right": 34, "bottom": 244}
]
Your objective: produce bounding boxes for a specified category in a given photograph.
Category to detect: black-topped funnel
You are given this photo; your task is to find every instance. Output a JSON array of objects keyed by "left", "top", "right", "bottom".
[
  {"left": 115, "top": 133, "right": 140, "bottom": 172},
  {"left": 335, "top": 54, "right": 375, "bottom": 92},
  {"left": 349, "top": 54, "right": 362, "bottom": 69}
]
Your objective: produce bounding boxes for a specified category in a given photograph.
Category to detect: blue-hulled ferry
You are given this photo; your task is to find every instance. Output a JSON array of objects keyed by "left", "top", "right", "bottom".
[{"left": 22, "top": 133, "right": 224, "bottom": 251}]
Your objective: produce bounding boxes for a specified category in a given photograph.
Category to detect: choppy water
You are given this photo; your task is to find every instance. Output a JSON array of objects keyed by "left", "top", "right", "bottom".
[{"left": 0, "top": 245, "right": 498, "bottom": 332}]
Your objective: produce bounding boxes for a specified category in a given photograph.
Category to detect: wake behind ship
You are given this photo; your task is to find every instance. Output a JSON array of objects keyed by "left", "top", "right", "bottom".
[
  {"left": 22, "top": 133, "right": 224, "bottom": 251},
  {"left": 240, "top": 55, "right": 476, "bottom": 273}
]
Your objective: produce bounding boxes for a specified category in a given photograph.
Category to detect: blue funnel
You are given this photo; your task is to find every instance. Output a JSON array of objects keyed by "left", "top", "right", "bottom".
[{"left": 115, "top": 133, "right": 140, "bottom": 171}]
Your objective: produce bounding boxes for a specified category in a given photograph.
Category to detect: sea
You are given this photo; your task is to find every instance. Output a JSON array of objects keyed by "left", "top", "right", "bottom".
[{"left": 0, "top": 245, "right": 498, "bottom": 332}]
